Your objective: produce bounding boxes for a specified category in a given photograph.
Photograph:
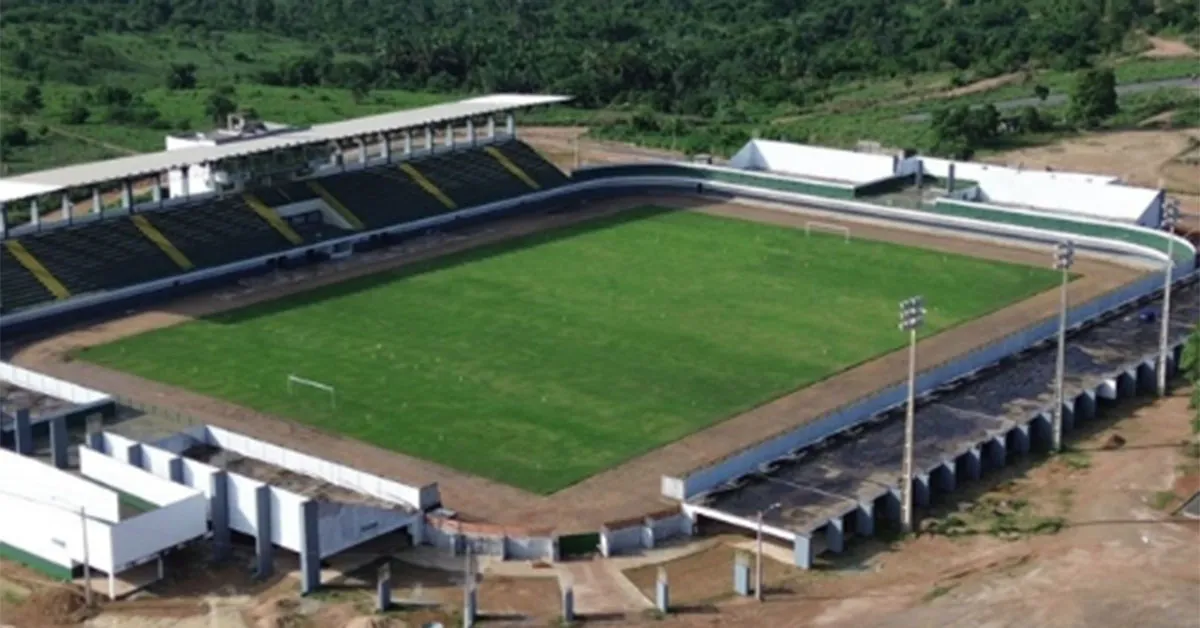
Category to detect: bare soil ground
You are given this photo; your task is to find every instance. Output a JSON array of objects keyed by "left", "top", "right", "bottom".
[
  {"left": 984, "top": 129, "right": 1200, "bottom": 221},
  {"left": 1142, "top": 36, "right": 1198, "bottom": 59},
  {"left": 8, "top": 195, "right": 1144, "bottom": 533}
]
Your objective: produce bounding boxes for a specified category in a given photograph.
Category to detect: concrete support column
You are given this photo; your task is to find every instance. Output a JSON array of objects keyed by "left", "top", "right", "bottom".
[
  {"left": 50, "top": 416, "right": 69, "bottom": 469},
  {"left": 915, "top": 162, "right": 924, "bottom": 188},
  {"left": 30, "top": 199, "right": 40, "bottom": 228},
  {"left": 358, "top": 137, "right": 368, "bottom": 165},
  {"left": 961, "top": 447, "right": 982, "bottom": 482},
  {"left": 424, "top": 127, "right": 433, "bottom": 152},
  {"left": 13, "top": 409, "right": 33, "bottom": 455},
  {"left": 947, "top": 163, "right": 957, "bottom": 193},
  {"left": 656, "top": 569, "right": 669, "bottom": 613},
  {"left": 167, "top": 456, "right": 183, "bottom": 483},
  {"left": 733, "top": 554, "right": 751, "bottom": 595},
  {"left": 381, "top": 134, "right": 391, "bottom": 163},
  {"left": 856, "top": 502, "right": 875, "bottom": 537},
  {"left": 912, "top": 474, "right": 931, "bottom": 508},
  {"left": 1030, "top": 413, "right": 1053, "bottom": 451},
  {"left": 403, "top": 131, "right": 413, "bottom": 155},
  {"left": 1076, "top": 392, "right": 1098, "bottom": 421},
  {"left": 642, "top": 517, "right": 655, "bottom": 549},
  {"left": 152, "top": 179, "right": 162, "bottom": 205},
  {"left": 505, "top": 113, "right": 515, "bottom": 137},
  {"left": 179, "top": 167, "right": 190, "bottom": 198},
  {"left": 444, "top": 123, "right": 454, "bottom": 148},
  {"left": 825, "top": 516, "right": 845, "bottom": 554},
  {"left": 92, "top": 188, "right": 103, "bottom": 214},
  {"left": 0, "top": 202, "right": 7, "bottom": 236},
  {"left": 299, "top": 500, "right": 321, "bottom": 595},
  {"left": 561, "top": 587, "right": 575, "bottom": 623},
  {"left": 61, "top": 196, "right": 72, "bottom": 225},
  {"left": 793, "top": 535, "right": 814, "bottom": 570},
  {"left": 125, "top": 442, "right": 143, "bottom": 469},
  {"left": 86, "top": 429, "right": 104, "bottom": 453},
  {"left": 254, "top": 485, "right": 274, "bottom": 578},
  {"left": 121, "top": 180, "right": 133, "bottom": 210},
  {"left": 466, "top": 119, "right": 475, "bottom": 145},
  {"left": 986, "top": 436, "right": 1006, "bottom": 471},
  {"left": 487, "top": 116, "right": 496, "bottom": 139},
  {"left": 1061, "top": 402, "right": 1075, "bottom": 432},
  {"left": 210, "top": 471, "right": 231, "bottom": 561},
  {"left": 375, "top": 564, "right": 392, "bottom": 611}
]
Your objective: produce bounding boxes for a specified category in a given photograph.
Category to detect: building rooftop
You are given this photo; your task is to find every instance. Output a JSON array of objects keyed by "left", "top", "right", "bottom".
[{"left": 0, "top": 94, "right": 570, "bottom": 203}]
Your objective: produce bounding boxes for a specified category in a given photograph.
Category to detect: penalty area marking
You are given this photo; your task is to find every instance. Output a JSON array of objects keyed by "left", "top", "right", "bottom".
[{"left": 804, "top": 221, "right": 851, "bottom": 242}]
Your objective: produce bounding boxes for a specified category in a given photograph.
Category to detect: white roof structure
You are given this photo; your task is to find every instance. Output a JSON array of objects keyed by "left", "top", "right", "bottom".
[{"left": 0, "top": 94, "right": 570, "bottom": 203}]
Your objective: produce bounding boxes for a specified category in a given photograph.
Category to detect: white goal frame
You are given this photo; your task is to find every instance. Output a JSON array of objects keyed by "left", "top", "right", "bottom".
[
  {"left": 287, "top": 374, "right": 337, "bottom": 409},
  {"left": 804, "top": 221, "right": 851, "bottom": 242}
]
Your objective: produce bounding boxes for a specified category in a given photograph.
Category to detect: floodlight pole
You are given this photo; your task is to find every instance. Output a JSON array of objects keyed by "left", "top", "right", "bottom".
[
  {"left": 1052, "top": 241, "right": 1075, "bottom": 453},
  {"left": 755, "top": 502, "right": 780, "bottom": 602},
  {"left": 1157, "top": 202, "right": 1181, "bottom": 397},
  {"left": 898, "top": 297, "right": 925, "bottom": 534}
]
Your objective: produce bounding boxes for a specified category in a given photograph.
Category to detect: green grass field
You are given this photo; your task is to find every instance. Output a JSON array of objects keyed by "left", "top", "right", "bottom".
[{"left": 79, "top": 208, "right": 1062, "bottom": 493}]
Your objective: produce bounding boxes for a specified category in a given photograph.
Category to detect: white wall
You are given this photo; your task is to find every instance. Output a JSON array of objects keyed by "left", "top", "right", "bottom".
[
  {"left": 0, "top": 362, "right": 111, "bottom": 404},
  {"left": 225, "top": 473, "right": 265, "bottom": 537},
  {"left": 730, "top": 140, "right": 896, "bottom": 184},
  {"left": 205, "top": 425, "right": 437, "bottom": 511},
  {"left": 138, "top": 443, "right": 178, "bottom": 481},
  {"left": 270, "top": 488, "right": 308, "bottom": 551},
  {"left": 316, "top": 502, "right": 417, "bottom": 559},
  {"left": 80, "top": 447, "right": 198, "bottom": 507},
  {"left": 0, "top": 492, "right": 116, "bottom": 571},
  {"left": 0, "top": 450, "right": 121, "bottom": 522},
  {"left": 109, "top": 494, "right": 207, "bottom": 571}
]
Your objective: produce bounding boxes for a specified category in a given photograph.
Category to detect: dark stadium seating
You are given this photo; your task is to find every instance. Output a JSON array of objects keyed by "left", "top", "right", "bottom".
[
  {"left": 252, "top": 181, "right": 318, "bottom": 207},
  {"left": 316, "top": 168, "right": 449, "bottom": 230},
  {"left": 145, "top": 197, "right": 304, "bottom": 269},
  {"left": 493, "top": 140, "right": 569, "bottom": 188},
  {"left": 0, "top": 248, "right": 54, "bottom": 314},
  {"left": 0, "top": 140, "right": 568, "bottom": 315},
  {"left": 415, "top": 148, "right": 531, "bottom": 208},
  {"left": 17, "top": 220, "right": 182, "bottom": 296}
]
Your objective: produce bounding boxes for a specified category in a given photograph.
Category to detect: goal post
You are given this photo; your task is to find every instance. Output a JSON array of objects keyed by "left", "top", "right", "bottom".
[
  {"left": 286, "top": 374, "right": 337, "bottom": 410},
  {"left": 804, "top": 221, "right": 851, "bottom": 243}
]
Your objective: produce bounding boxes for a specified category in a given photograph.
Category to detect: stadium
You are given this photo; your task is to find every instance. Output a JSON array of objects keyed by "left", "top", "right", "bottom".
[{"left": 0, "top": 94, "right": 1195, "bottom": 601}]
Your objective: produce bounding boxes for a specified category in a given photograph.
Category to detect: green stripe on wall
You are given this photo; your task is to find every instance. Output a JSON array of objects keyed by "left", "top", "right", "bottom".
[{"left": 0, "top": 542, "right": 73, "bottom": 580}]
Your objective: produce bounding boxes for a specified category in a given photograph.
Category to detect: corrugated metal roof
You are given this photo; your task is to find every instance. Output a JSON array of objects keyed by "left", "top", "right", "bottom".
[{"left": 0, "top": 94, "right": 569, "bottom": 203}]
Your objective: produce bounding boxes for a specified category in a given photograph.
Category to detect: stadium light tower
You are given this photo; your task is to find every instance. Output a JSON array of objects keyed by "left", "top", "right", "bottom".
[
  {"left": 1052, "top": 240, "right": 1075, "bottom": 453},
  {"left": 755, "top": 502, "right": 781, "bottom": 602},
  {"left": 898, "top": 296, "right": 925, "bottom": 534},
  {"left": 1158, "top": 200, "right": 1182, "bottom": 397}
]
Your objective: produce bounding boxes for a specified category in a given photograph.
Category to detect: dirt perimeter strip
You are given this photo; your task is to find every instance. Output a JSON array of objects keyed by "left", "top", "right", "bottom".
[{"left": 11, "top": 195, "right": 1145, "bottom": 532}]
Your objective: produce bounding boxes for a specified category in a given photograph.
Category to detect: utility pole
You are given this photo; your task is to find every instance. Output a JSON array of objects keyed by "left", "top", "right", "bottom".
[
  {"left": 755, "top": 502, "right": 780, "bottom": 602},
  {"left": 79, "top": 506, "right": 93, "bottom": 608},
  {"left": 1052, "top": 241, "right": 1075, "bottom": 453},
  {"left": 1158, "top": 200, "right": 1181, "bottom": 397},
  {"left": 898, "top": 296, "right": 926, "bottom": 534}
]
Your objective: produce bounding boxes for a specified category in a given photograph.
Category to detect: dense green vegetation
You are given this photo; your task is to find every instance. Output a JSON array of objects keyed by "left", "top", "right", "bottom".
[
  {"left": 79, "top": 208, "right": 1062, "bottom": 493},
  {"left": 0, "top": 0, "right": 1197, "bottom": 173}
]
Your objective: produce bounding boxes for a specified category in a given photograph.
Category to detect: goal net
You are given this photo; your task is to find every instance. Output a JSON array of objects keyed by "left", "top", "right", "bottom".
[
  {"left": 804, "top": 221, "right": 851, "bottom": 242},
  {"left": 286, "top": 374, "right": 337, "bottom": 410}
]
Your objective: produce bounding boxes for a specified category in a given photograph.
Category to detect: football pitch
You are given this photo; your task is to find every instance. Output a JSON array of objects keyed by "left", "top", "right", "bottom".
[{"left": 80, "top": 207, "right": 1062, "bottom": 493}]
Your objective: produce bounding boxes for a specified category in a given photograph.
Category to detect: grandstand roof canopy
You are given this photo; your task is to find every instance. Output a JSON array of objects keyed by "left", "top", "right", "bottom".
[{"left": 0, "top": 94, "right": 570, "bottom": 203}]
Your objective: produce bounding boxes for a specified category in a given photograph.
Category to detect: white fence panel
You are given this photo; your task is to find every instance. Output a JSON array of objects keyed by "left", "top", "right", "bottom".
[
  {"left": 0, "top": 362, "right": 111, "bottom": 404},
  {"left": 100, "top": 432, "right": 141, "bottom": 459},
  {"left": 138, "top": 444, "right": 178, "bottom": 481},
  {"left": 225, "top": 473, "right": 264, "bottom": 536},
  {"left": 80, "top": 447, "right": 198, "bottom": 507},
  {"left": 270, "top": 487, "right": 308, "bottom": 552},
  {"left": 109, "top": 494, "right": 207, "bottom": 571},
  {"left": 0, "top": 450, "right": 121, "bottom": 523}
]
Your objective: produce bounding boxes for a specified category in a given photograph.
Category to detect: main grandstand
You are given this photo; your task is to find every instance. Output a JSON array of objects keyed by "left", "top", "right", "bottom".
[{"left": 0, "top": 93, "right": 1194, "bottom": 588}]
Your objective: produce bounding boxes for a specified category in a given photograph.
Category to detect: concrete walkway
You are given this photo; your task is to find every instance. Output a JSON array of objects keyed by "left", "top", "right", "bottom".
[{"left": 556, "top": 560, "right": 652, "bottom": 615}]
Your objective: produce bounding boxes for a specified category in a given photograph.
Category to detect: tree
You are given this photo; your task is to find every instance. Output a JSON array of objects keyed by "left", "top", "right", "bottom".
[
  {"left": 62, "top": 104, "right": 91, "bottom": 125},
  {"left": 1068, "top": 68, "right": 1118, "bottom": 128},
  {"left": 0, "top": 126, "right": 30, "bottom": 148},
  {"left": 1017, "top": 105, "right": 1047, "bottom": 133},
  {"left": 1034, "top": 84, "right": 1050, "bottom": 101},
  {"left": 204, "top": 90, "right": 238, "bottom": 124},
  {"left": 1182, "top": 327, "right": 1200, "bottom": 414},
  {"left": 165, "top": 63, "right": 198, "bottom": 90}
]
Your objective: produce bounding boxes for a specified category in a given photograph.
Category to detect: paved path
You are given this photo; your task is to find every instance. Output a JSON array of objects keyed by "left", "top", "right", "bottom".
[{"left": 557, "top": 560, "right": 651, "bottom": 615}]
